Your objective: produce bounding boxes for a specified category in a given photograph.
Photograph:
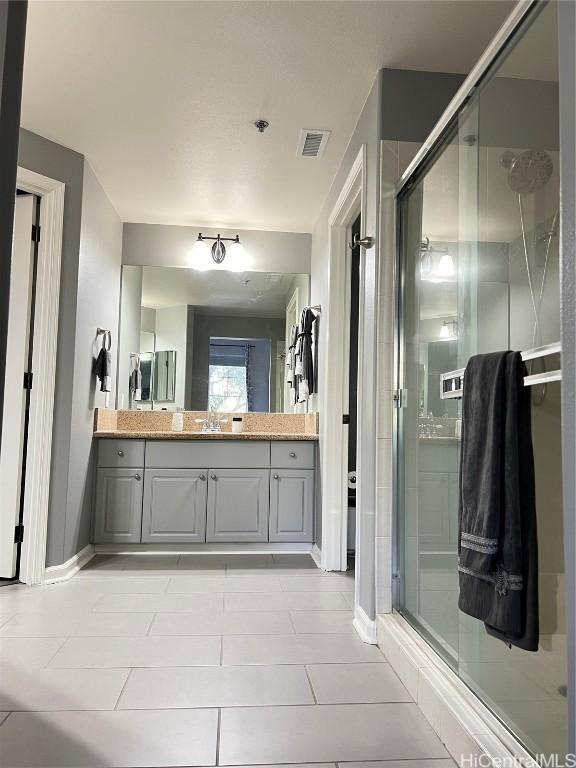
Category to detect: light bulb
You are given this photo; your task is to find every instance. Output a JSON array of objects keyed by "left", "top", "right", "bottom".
[
  {"left": 227, "top": 241, "right": 250, "bottom": 272},
  {"left": 190, "top": 239, "right": 212, "bottom": 271},
  {"left": 439, "top": 322, "right": 451, "bottom": 339},
  {"left": 437, "top": 252, "right": 455, "bottom": 278}
]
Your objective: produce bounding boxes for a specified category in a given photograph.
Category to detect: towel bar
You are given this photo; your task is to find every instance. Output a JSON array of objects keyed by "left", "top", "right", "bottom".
[{"left": 439, "top": 341, "right": 562, "bottom": 400}]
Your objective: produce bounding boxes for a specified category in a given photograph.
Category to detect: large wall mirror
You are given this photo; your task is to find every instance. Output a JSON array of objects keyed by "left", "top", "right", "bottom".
[{"left": 118, "top": 266, "right": 310, "bottom": 413}]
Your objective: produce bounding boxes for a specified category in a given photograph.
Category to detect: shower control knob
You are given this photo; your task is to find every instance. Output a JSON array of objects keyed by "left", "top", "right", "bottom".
[
  {"left": 289, "top": 452, "right": 296, "bottom": 458},
  {"left": 134, "top": 474, "right": 141, "bottom": 481},
  {"left": 117, "top": 450, "right": 124, "bottom": 457}
]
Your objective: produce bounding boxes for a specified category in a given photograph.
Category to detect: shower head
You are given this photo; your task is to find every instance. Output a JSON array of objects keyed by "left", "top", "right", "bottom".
[{"left": 502, "top": 149, "right": 554, "bottom": 195}]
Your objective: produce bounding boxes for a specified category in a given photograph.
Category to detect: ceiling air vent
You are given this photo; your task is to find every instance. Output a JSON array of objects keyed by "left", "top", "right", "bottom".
[{"left": 297, "top": 129, "right": 331, "bottom": 159}]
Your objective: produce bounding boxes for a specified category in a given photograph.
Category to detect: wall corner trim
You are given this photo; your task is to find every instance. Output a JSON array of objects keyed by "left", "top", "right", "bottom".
[
  {"left": 44, "top": 543, "right": 95, "bottom": 584},
  {"left": 353, "top": 604, "right": 378, "bottom": 644},
  {"left": 311, "top": 544, "right": 322, "bottom": 568}
]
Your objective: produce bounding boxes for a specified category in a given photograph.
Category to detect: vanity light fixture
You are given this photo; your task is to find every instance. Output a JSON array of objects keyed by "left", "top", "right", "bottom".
[
  {"left": 439, "top": 320, "right": 458, "bottom": 340},
  {"left": 190, "top": 233, "right": 248, "bottom": 271}
]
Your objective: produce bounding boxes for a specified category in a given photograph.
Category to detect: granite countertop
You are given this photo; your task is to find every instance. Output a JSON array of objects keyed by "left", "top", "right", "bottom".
[{"left": 93, "top": 430, "right": 319, "bottom": 441}]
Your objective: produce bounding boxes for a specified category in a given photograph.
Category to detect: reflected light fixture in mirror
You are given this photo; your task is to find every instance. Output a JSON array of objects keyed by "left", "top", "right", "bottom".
[{"left": 439, "top": 320, "right": 458, "bottom": 339}]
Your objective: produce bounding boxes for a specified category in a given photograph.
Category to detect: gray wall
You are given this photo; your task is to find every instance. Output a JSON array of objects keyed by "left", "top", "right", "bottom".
[
  {"left": 380, "top": 69, "right": 465, "bottom": 143},
  {"left": 190, "top": 313, "right": 285, "bottom": 411},
  {"left": 18, "top": 131, "right": 122, "bottom": 566},
  {"left": 66, "top": 162, "right": 122, "bottom": 560},
  {"left": 558, "top": 0, "right": 576, "bottom": 753},
  {"left": 0, "top": 1, "right": 27, "bottom": 444},
  {"left": 122, "top": 223, "right": 311, "bottom": 274}
]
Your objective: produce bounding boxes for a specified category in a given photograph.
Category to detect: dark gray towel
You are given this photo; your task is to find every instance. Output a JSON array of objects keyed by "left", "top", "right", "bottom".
[{"left": 458, "top": 351, "right": 538, "bottom": 651}]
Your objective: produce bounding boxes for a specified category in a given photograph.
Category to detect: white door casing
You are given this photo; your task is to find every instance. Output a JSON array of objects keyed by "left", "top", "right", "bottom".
[
  {"left": 0, "top": 196, "right": 35, "bottom": 578},
  {"left": 321, "top": 146, "right": 366, "bottom": 573},
  {"left": 16, "top": 168, "right": 65, "bottom": 585}
]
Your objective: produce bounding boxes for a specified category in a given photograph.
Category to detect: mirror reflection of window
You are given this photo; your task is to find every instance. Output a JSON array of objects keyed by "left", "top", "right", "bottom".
[{"left": 118, "top": 267, "right": 310, "bottom": 413}]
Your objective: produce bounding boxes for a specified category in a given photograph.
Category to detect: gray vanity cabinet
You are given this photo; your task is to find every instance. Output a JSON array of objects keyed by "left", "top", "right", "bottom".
[
  {"left": 142, "top": 469, "right": 208, "bottom": 543},
  {"left": 269, "top": 469, "right": 314, "bottom": 542},
  {"left": 94, "top": 468, "right": 143, "bottom": 543},
  {"left": 206, "top": 469, "right": 269, "bottom": 542}
]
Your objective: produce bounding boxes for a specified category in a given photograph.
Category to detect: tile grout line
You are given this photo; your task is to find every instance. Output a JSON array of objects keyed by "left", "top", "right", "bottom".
[
  {"left": 215, "top": 707, "right": 222, "bottom": 766},
  {"left": 303, "top": 664, "right": 318, "bottom": 704},
  {"left": 113, "top": 667, "right": 134, "bottom": 710}
]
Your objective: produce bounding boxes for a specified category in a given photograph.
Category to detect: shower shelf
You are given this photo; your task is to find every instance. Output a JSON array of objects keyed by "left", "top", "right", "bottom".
[{"left": 439, "top": 341, "right": 562, "bottom": 400}]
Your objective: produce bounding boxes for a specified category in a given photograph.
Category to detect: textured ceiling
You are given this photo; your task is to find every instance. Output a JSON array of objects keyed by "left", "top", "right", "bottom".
[{"left": 22, "top": 0, "right": 514, "bottom": 232}]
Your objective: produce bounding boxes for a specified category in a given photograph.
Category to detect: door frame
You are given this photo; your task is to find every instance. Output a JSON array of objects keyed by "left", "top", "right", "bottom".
[
  {"left": 15, "top": 166, "right": 64, "bottom": 585},
  {"left": 321, "top": 146, "right": 366, "bottom": 572}
]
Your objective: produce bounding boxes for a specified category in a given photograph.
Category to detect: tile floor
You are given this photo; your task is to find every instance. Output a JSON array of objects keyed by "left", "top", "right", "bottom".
[{"left": 0, "top": 553, "right": 453, "bottom": 767}]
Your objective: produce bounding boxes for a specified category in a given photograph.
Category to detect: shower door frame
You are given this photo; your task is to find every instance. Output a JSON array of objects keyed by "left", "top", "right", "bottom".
[{"left": 391, "top": 0, "right": 576, "bottom": 754}]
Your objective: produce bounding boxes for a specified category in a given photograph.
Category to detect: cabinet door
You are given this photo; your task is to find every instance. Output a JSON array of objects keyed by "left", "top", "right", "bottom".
[
  {"left": 94, "top": 468, "right": 143, "bottom": 543},
  {"left": 206, "top": 469, "right": 269, "bottom": 542},
  {"left": 142, "top": 469, "right": 208, "bottom": 543},
  {"left": 269, "top": 469, "right": 314, "bottom": 542}
]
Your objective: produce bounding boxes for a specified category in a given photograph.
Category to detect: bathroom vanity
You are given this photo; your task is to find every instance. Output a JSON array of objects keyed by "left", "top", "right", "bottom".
[{"left": 93, "top": 434, "right": 317, "bottom": 545}]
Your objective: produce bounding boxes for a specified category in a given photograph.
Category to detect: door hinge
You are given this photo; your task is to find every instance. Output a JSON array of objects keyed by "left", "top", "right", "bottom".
[
  {"left": 342, "top": 414, "right": 350, "bottom": 424},
  {"left": 393, "top": 388, "right": 407, "bottom": 408},
  {"left": 23, "top": 371, "right": 33, "bottom": 390},
  {"left": 14, "top": 524, "right": 24, "bottom": 544},
  {"left": 31, "top": 224, "right": 40, "bottom": 243}
]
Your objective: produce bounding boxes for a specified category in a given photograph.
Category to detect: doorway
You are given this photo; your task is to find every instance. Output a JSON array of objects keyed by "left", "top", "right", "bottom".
[
  {"left": 0, "top": 192, "right": 40, "bottom": 582},
  {"left": 347, "top": 213, "right": 361, "bottom": 559}
]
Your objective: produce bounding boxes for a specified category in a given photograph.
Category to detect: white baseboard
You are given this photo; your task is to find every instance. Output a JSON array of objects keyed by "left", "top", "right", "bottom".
[
  {"left": 94, "top": 543, "right": 314, "bottom": 555},
  {"left": 311, "top": 544, "right": 322, "bottom": 568},
  {"left": 353, "top": 605, "right": 378, "bottom": 644},
  {"left": 377, "top": 613, "right": 533, "bottom": 766},
  {"left": 44, "top": 544, "right": 95, "bottom": 584}
]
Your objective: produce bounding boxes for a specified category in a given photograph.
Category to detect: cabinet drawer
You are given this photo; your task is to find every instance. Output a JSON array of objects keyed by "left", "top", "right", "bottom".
[
  {"left": 145, "top": 440, "right": 270, "bottom": 469},
  {"left": 270, "top": 441, "right": 315, "bottom": 469},
  {"left": 98, "top": 439, "right": 145, "bottom": 468}
]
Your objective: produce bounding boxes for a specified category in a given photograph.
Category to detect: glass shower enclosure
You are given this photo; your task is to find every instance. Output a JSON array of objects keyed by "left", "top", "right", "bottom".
[{"left": 395, "top": 1, "right": 566, "bottom": 757}]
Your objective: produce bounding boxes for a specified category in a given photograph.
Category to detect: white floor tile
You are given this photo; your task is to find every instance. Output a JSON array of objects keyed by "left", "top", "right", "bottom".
[
  {"left": 219, "top": 704, "right": 448, "bottom": 764},
  {"left": 48, "top": 635, "right": 221, "bottom": 668},
  {"left": 118, "top": 664, "right": 315, "bottom": 709},
  {"left": 93, "top": 593, "right": 223, "bottom": 613},
  {"left": 0, "top": 667, "right": 129, "bottom": 710},
  {"left": 306, "top": 662, "right": 412, "bottom": 703},
  {"left": 291, "top": 611, "right": 354, "bottom": 634},
  {"left": 0, "top": 708, "right": 218, "bottom": 767},
  {"left": 0, "top": 637, "right": 66, "bottom": 668},
  {"left": 224, "top": 591, "right": 350, "bottom": 612},
  {"left": 280, "top": 576, "right": 354, "bottom": 592},
  {"left": 150, "top": 610, "right": 294, "bottom": 636},
  {"left": 166, "top": 576, "right": 282, "bottom": 593},
  {"left": 0, "top": 612, "right": 154, "bottom": 637},
  {"left": 223, "top": 633, "right": 385, "bottom": 666}
]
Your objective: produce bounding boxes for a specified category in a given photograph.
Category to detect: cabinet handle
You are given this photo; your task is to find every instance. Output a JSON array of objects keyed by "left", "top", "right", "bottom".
[
  {"left": 289, "top": 452, "right": 296, "bottom": 458},
  {"left": 210, "top": 473, "right": 217, "bottom": 480},
  {"left": 134, "top": 473, "right": 141, "bottom": 481},
  {"left": 199, "top": 474, "right": 206, "bottom": 481},
  {"left": 117, "top": 450, "right": 124, "bottom": 457},
  {"left": 273, "top": 474, "right": 279, "bottom": 480}
]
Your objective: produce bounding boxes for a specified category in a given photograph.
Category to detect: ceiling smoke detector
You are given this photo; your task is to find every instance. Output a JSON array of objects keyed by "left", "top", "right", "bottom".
[
  {"left": 297, "top": 129, "right": 331, "bottom": 159},
  {"left": 254, "top": 119, "right": 270, "bottom": 133}
]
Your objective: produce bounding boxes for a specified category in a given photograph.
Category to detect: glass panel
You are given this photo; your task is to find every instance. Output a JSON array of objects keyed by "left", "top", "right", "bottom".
[
  {"left": 398, "top": 124, "right": 462, "bottom": 665},
  {"left": 396, "top": 1, "right": 565, "bottom": 757}
]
